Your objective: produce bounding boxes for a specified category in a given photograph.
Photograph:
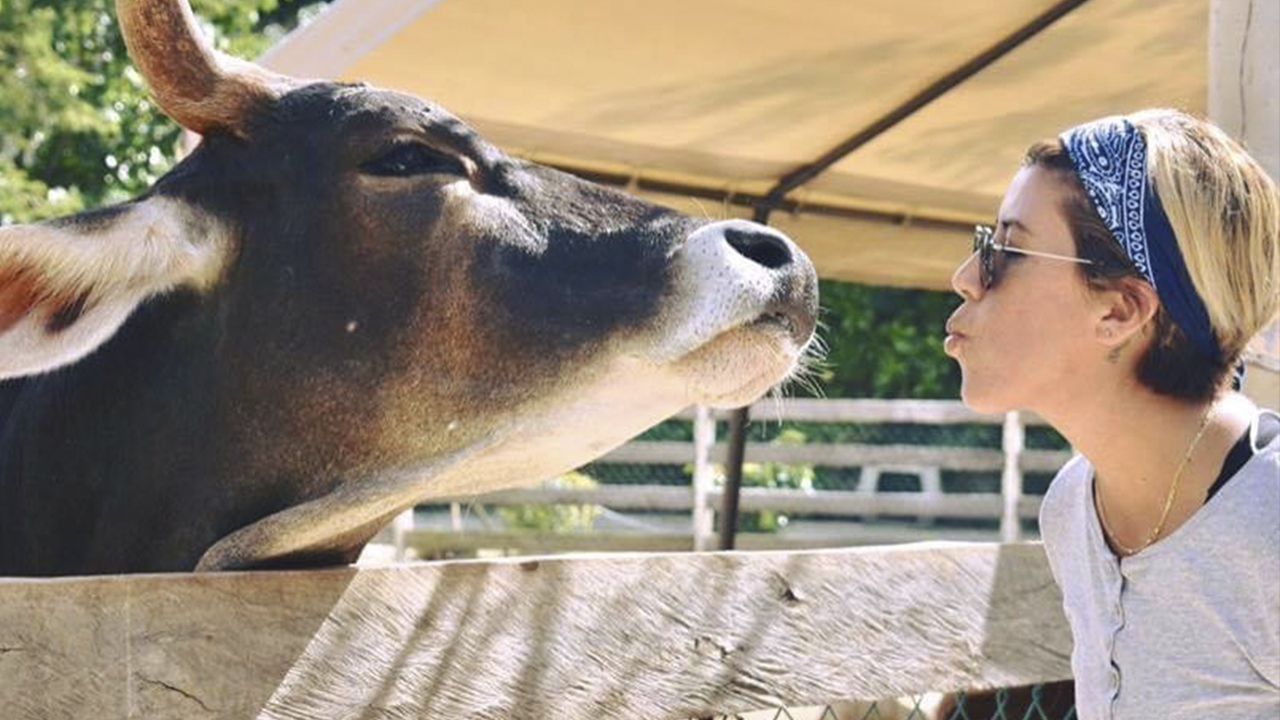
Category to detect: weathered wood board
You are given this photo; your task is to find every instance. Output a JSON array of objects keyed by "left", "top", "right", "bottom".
[{"left": 0, "top": 542, "right": 1070, "bottom": 719}]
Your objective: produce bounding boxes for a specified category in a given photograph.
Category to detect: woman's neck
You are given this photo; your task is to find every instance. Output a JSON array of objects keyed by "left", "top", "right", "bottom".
[{"left": 1035, "top": 381, "right": 1255, "bottom": 553}]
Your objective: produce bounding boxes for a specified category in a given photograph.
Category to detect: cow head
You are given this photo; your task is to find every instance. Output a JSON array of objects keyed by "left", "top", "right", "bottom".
[{"left": 0, "top": 0, "right": 818, "bottom": 573}]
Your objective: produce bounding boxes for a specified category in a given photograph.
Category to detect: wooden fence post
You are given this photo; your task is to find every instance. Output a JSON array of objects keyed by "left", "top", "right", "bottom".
[
  {"left": 1001, "top": 410, "right": 1025, "bottom": 542},
  {"left": 392, "top": 508, "right": 415, "bottom": 561}
]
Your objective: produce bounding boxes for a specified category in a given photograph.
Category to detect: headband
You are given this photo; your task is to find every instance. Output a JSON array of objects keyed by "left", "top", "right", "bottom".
[{"left": 1060, "top": 117, "right": 1223, "bottom": 365}]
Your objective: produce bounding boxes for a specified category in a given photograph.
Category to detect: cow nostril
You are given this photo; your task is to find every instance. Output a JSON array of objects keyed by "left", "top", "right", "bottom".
[{"left": 724, "top": 227, "right": 793, "bottom": 270}]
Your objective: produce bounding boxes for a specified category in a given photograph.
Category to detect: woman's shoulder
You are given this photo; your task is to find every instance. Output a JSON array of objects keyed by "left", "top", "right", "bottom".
[
  {"left": 1221, "top": 409, "right": 1279, "bottom": 500},
  {"left": 1044, "top": 453, "right": 1093, "bottom": 507},
  {"left": 1190, "top": 410, "right": 1280, "bottom": 563},
  {"left": 1219, "top": 411, "right": 1279, "bottom": 518},
  {"left": 1038, "top": 453, "right": 1093, "bottom": 538},
  {"left": 1249, "top": 408, "right": 1280, "bottom": 455}
]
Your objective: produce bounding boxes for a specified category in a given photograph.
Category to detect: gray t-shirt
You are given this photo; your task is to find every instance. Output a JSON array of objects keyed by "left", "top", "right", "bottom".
[{"left": 1039, "top": 418, "right": 1280, "bottom": 720}]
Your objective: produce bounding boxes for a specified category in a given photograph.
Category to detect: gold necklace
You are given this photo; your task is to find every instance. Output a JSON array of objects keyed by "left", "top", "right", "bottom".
[{"left": 1096, "top": 405, "right": 1216, "bottom": 556}]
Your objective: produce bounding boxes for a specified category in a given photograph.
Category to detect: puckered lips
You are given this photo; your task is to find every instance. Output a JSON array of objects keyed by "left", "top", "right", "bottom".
[{"left": 943, "top": 317, "right": 970, "bottom": 358}]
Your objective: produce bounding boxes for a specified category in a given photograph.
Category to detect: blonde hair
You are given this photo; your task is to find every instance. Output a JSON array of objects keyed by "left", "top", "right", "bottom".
[{"left": 1132, "top": 109, "right": 1280, "bottom": 364}]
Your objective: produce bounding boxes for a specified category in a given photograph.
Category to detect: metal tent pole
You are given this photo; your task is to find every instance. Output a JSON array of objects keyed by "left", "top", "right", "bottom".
[
  {"left": 757, "top": 0, "right": 1093, "bottom": 208},
  {"left": 717, "top": 405, "right": 751, "bottom": 550},
  {"left": 717, "top": 205, "right": 771, "bottom": 550}
]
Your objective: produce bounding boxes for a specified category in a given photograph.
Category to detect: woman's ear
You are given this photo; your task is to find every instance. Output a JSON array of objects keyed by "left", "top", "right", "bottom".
[{"left": 1095, "top": 276, "right": 1159, "bottom": 350}]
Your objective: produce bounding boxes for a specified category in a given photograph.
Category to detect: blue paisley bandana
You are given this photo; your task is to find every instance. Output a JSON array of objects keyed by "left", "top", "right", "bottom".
[{"left": 1061, "top": 116, "right": 1223, "bottom": 365}]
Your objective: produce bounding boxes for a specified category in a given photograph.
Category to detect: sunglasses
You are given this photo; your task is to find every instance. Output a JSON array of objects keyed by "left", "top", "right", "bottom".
[{"left": 972, "top": 224, "right": 1094, "bottom": 289}]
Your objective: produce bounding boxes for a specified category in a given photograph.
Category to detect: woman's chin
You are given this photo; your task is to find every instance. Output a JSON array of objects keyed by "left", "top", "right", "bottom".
[{"left": 959, "top": 378, "right": 1014, "bottom": 416}]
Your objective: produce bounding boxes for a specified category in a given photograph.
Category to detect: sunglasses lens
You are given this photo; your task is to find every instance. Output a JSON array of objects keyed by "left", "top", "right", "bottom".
[{"left": 974, "top": 226, "right": 995, "bottom": 288}]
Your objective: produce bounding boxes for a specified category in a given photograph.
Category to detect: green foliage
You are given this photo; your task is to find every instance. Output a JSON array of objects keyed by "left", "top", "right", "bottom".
[
  {"left": 0, "top": 0, "right": 328, "bottom": 224},
  {"left": 735, "top": 427, "right": 814, "bottom": 532},
  {"left": 807, "top": 279, "right": 962, "bottom": 399},
  {"left": 499, "top": 472, "right": 602, "bottom": 534}
]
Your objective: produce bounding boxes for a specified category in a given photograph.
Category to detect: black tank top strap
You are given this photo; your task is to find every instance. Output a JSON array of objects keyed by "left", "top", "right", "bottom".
[{"left": 1206, "top": 410, "right": 1280, "bottom": 502}]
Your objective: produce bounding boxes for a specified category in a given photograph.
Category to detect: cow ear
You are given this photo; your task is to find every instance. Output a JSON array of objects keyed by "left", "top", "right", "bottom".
[{"left": 0, "top": 197, "right": 229, "bottom": 379}]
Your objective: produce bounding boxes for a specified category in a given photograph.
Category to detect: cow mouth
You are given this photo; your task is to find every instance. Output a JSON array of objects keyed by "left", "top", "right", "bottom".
[
  {"left": 751, "top": 309, "right": 806, "bottom": 341},
  {"left": 667, "top": 313, "right": 811, "bottom": 408},
  {"left": 631, "top": 218, "right": 819, "bottom": 407}
]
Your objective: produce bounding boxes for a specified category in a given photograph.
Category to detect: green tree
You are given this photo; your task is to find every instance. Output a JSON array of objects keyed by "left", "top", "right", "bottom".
[
  {"left": 806, "top": 279, "right": 961, "bottom": 399},
  {"left": 736, "top": 427, "right": 814, "bottom": 532},
  {"left": 0, "top": 0, "right": 329, "bottom": 224},
  {"left": 499, "top": 472, "right": 603, "bottom": 534}
]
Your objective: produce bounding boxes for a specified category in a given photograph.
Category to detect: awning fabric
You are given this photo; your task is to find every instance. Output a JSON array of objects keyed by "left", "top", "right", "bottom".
[{"left": 263, "top": 0, "right": 1207, "bottom": 290}]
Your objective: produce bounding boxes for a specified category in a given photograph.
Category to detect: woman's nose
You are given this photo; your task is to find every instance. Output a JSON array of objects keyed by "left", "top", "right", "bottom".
[{"left": 952, "top": 251, "right": 983, "bottom": 302}]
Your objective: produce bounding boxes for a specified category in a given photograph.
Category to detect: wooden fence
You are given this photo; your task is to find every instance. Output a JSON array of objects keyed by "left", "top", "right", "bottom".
[
  {"left": 404, "top": 399, "right": 1073, "bottom": 557},
  {"left": 0, "top": 542, "right": 1072, "bottom": 720}
]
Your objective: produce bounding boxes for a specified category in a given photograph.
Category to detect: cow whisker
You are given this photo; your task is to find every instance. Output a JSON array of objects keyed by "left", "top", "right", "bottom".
[{"left": 690, "top": 197, "right": 713, "bottom": 221}]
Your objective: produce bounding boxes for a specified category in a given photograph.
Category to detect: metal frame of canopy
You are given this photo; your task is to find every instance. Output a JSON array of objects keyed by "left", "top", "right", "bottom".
[{"left": 264, "top": 0, "right": 1218, "bottom": 291}]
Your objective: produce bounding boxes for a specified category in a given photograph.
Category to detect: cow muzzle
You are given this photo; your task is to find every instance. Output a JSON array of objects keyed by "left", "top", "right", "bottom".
[{"left": 646, "top": 219, "right": 819, "bottom": 407}]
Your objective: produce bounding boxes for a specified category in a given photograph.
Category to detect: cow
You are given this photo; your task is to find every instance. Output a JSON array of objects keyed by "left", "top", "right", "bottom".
[{"left": 0, "top": 0, "right": 818, "bottom": 576}]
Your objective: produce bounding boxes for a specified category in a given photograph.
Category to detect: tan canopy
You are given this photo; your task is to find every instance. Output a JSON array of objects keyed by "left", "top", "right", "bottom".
[{"left": 263, "top": 0, "right": 1209, "bottom": 291}]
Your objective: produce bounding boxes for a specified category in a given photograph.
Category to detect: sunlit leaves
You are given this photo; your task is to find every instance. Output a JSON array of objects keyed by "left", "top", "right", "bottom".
[
  {"left": 0, "top": 0, "right": 329, "bottom": 224},
  {"left": 811, "top": 280, "right": 961, "bottom": 399}
]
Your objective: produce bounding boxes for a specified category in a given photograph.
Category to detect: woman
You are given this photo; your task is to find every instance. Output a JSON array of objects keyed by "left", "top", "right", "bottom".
[{"left": 945, "top": 109, "right": 1279, "bottom": 720}]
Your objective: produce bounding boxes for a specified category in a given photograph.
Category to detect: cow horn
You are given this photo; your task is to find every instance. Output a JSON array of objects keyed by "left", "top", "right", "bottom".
[{"left": 116, "top": 0, "right": 292, "bottom": 136}]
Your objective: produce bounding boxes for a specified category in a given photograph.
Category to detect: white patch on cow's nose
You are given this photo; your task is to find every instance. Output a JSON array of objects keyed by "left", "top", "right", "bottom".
[{"left": 647, "top": 219, "right": 799, "bottom": 364}]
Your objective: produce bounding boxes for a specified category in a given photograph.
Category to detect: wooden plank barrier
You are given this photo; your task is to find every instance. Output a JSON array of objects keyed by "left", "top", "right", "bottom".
[
  {"left": 600, "top": 441, "right": 1069, "bottom": 473},
  {"left": 0, "top": 542, "right": 1071, "bottom": 720},
  {"left": 671, "top": 399, "right": 1053, "bottom": 426},
  {"left": 456, "top": 486, "right": 1049, "bottom": 519}
]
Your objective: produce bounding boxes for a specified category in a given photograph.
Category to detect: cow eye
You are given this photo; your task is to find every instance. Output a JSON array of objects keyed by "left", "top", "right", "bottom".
[{"left": 362, "top": 143, "right": 467, "bottom": 178}]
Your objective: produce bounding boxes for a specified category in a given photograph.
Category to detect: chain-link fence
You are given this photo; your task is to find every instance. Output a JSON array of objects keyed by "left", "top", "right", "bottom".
[
  {"left": 406, "top": 400, "right": 1074, "bottom": 553},
  {"left": 577, "top": 412, "right": 1067, "bottom": 538},
  {"left": 687, "top": 682, "right": 1076, "bottom": 720}
]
